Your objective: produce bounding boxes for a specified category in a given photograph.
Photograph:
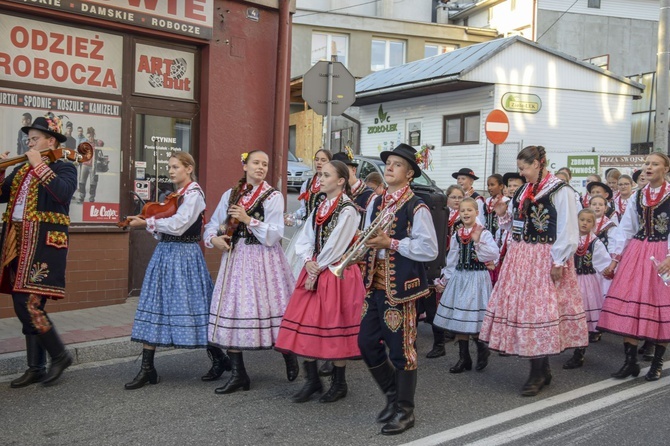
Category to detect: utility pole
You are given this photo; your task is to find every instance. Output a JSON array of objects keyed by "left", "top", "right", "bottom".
[{"left": 655, "top": 0, "right": 670, "bottom": 154}]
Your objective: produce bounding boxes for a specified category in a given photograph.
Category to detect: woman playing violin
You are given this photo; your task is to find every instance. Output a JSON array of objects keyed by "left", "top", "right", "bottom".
[
  {"left": 124, "top": 152, "right": 225, "bottom": 390},
  {"left": 205, "top": 150, "right": 297, "bottom": 395}
]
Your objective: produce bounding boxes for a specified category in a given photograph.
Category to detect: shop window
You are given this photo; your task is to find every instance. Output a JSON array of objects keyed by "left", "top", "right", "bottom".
[
  {"left": 311, "top": 32, "right": 348, "bottom": 66},
  {"left": 371, "top": 39, "right": 406, "bottom": 71},
  {"left": 442, "top": 113, "right": 481, "bottom": 145},
  {"left": 424, "top": 43, "right": 458, "bottom": 59}
]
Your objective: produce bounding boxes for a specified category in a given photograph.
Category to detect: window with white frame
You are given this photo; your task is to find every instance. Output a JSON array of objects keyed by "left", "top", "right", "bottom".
[
  {"left": 311, "top": 32, "right": 348, "bottom": 66},
  {"left": 424, "top": 43, "right": 459, "bottom": 59},
  {"left": 371, "top": 39, "right": 405, "bottom": 71}
]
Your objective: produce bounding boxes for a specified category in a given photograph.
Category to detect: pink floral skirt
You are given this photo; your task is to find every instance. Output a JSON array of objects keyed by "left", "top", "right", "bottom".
[
  {"left": 577, "top": 273, "right": 604, "bottom": 333},
  {"left": 275, "top": 265, "right": 365, "bottom": 360},
  {"left": 480, "top": 240, "right": 588, "bottom": 357},
  {"left": 598, "top": 239, "right": 670, "bottom": 341}
]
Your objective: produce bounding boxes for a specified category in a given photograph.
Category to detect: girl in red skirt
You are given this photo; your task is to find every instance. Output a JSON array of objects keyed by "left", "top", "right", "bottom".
[
  {"left": 599, "top": 152, "right": 670, "bottom": 381},
  {"left": 275, "top": 160, "right": 366, "bottom": 403}
]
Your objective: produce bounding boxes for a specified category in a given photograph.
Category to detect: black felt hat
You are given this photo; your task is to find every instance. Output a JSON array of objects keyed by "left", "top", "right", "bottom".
[
  {"left": 21, "top": 116, "right": 67, "bottom": 143},
  {"left": 452, "top": 168, "right": 479, "bottom": 181},
  {"left": 502, "top": 172, "right": 526, "bottom": 187},
  {"left": 380, "top": 143, "right": 421, "bottom": 178},
  {"left": 586, "top": 181, "right": 613, "bottom": 199},
  {"left": 332, "top": 151, "right": 357, "bottom": 166},
  {"left": 632, "top": 169, "right": 642, "bottom": 184}
]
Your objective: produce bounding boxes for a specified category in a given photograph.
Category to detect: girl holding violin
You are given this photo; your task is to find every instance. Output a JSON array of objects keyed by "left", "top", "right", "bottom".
[
  {"left": 124, "top": 152, "right": 221, "bottom": 390},
  {"left": 205, "top": 150, "right": 297, "bottom": 395}
]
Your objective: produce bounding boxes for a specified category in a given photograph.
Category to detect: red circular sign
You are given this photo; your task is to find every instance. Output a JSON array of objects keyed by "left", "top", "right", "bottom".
[{"left": 485, "top": 109, "right": 510, "bottom": 145}]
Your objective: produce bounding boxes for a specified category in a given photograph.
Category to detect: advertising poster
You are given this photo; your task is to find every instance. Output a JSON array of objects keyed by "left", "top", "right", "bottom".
[
  {"left": 134, "top": 43, "right": 195, "bottom": 101},
  {"left": 0, "top": 88, "right": 121, "bottom": 224},
  {"left": 0, "top": 15, "right": 123, "bottom": 94}
]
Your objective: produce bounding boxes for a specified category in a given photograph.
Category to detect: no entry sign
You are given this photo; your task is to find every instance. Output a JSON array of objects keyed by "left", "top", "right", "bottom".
[{"left": 485, "top": 109, "right": 510, "bottom": 145}]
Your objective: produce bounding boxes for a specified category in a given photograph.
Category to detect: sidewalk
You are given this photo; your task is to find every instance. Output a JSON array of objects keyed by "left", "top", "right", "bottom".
[{"left": 0, "top": 297, "right": 139, "bottom": 376}]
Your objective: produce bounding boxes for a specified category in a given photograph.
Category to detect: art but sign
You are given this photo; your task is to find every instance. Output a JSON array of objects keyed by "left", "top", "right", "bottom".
[{"left": 134, "top": 44, "right": 195, "bottom": 100}]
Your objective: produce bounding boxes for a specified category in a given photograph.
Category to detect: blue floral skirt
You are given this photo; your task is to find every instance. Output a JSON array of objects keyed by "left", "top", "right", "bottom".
[{"left": 131, "top": 241, "right": 213, "bottom": 349}]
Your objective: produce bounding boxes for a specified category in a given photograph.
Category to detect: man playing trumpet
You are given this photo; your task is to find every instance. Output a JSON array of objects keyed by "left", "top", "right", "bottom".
[{"left": 358, "top": 143, "right": 438, "bottom": 435}]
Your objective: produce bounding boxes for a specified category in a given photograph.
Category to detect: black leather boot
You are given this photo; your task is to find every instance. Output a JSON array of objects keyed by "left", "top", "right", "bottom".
[
  {"left": 318, "top": 360, "right": 334, "bottom": 377},
  {"left": 521, "top": 357, "right": 550, "bottom": 396},
  {"left": 426, "top": 327, "right": 446, "bottom": 359},
  {"left": 283, "top": 353, "right": 299, "bottom": 382},
  {"left": 125, "top": 348, "right": 159, "bottom": 390},
  {"left": 645, "top": 344, "right": 666, "bottom": 381},
  {"left": 319, "top": 365, "right": 348, "bottom": 403},
  {"left": 88, "top": 184, "right": 97, "bottom": 202},
  {"left": 215, "top": 351, "right": 250, "bottom": 394},
  {"left": 201, "top": 346, "right": 231, "bottom": 381},
  {"left": 381, "top": 369, "right": 417, "bottom": 435},
  {"left": 563, "top": 348, "right": 586, "bottom": 369},
  {"left": 450, "top": 339, "right": 472, "bottom": 373},
  {"left": 475, "top": 339, "right": 490, "bottom": 371},
  {"left": 11, "top": 335, "right": 46, "bottom": 388},
  {"left": 369, "top": 360, "right": 397, "bottom": 423},
  {"left": 291, "top": 360, "right": 323, "bottom": 403},
  {"left": 38, "top": 328, "right": 73, "bottom": 386},
  {"left": 612, "top": 342, "right": 641, "bottom": 379},
  {"left": 639, "top": 340, "right": 655, "bottom": 361}
]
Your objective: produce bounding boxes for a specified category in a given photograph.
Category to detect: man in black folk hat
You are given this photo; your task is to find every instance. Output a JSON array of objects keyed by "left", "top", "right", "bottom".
[
  {"left": 453, "top": 167, "right": 485, "bottom": 225},
  {"left": 358, "top": 143, "right": 438, "bottom": 435},
  {"left": 1, "top": 114, "right": 78, "bottom": 388}
]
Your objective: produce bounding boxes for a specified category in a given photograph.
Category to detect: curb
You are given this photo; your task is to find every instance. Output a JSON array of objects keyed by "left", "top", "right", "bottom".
[{"left": 0, "top": 336, "right": 140, "bottom": 377}]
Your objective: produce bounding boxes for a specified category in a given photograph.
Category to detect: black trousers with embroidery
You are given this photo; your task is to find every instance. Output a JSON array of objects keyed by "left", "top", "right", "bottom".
[
  {"left": 358, "top": 289, "right": 418, "bottom": 371},
  {"left": 12, "top": 292, "right": 53, "bottom": 336}
]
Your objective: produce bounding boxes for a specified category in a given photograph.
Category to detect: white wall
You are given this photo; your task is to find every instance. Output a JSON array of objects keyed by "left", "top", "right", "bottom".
[{"left": 539, "top": 0, "right": 659, "bottom": 21}]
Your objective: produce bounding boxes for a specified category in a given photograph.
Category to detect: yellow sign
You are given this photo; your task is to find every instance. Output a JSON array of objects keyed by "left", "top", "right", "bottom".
[{"left": 502, "top": 93, "right": 542, "bottom": 114}]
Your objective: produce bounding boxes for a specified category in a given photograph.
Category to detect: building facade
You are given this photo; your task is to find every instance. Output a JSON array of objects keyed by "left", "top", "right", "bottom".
[{"left": 0, "top": 0, "right": 295, "bottom": 318}]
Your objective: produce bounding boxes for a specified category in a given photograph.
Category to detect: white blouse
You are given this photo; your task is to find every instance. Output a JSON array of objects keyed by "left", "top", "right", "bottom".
[
  {"left": 581, "top": 234, "right": 612, "bottom": 274},
  {"left": 203, "top": 181, "right": 284, "bottom": 248},
  {"left": 441, "top": 228, "right": 500, "bottom": 281},
  {"left": 499, "top": 177, "right": 579, "bottom": 266},
  {"left": 294, "top": 195, "right": 359, "bottom": 272},
  {"left": 145, "top": 182, "right": 205, "bottom": 238},
  {"left": 610, "top": 183, "right": 670, "bottom": 255}
]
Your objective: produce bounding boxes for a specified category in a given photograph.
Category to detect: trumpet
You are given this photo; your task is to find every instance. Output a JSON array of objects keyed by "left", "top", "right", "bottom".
[{"left": 332, "top": 211, "right": 395, "bottom": 278}]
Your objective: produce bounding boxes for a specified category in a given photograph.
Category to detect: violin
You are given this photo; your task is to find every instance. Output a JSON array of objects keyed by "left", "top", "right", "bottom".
[
  {"left": 0, "top": 142, "right": 93, "bottom": 170},
  {"left": 117, "top": 193, "right": 181, "bottom": 228},
  {"left": 218, "top": 183, "right": 253, "bottom": 239}
]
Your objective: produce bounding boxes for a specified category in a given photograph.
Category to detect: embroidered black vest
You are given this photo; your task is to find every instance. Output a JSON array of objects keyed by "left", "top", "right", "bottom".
[
  {"left": 160, "top": 189, "right": 204, "bottom": 243},
  {"left": 352, "top": 184, "right": 373, "bottom": 229},
  {"left": 303, "top": 176, "right": 326, "bottom": 220},
  {"left": 511, "top": 181, "right": 566, "bottom": 244},
  {"left": 455, "top": 232, "right": 488, "bottom": 271},
  {"left": 633, "top": 190, "right": 670, "bottom": 242},
  {"left": 363, "top": 192, "right": 430, "bottom": 304},
  {"left": 446, "top": 209, "right": 463, "bottom": 254},
  {"left": 605, "top": 205, "right": 616, "bottom": 220},
  {"left": 483, "top": 199, "right": 499, "bottom": 235},
  {"left": 232, "top": 187, "right": 277, "bottom": 245},
  {"left": 596, "top": 222, "right": 615, "bottom": 250},
  {"left": 311, "top": 198, "right": 356, "bottom": 257},
  {"left": 574, "top": 239, "right": 597, "bottom": 275}
]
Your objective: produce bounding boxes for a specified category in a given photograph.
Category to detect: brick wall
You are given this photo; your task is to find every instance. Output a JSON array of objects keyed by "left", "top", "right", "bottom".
[{"left": 0, "top": 232, "right": 129, "bottom": 318}]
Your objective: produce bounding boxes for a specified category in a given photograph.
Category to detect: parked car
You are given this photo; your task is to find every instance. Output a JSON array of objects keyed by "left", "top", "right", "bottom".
[
  {"left": 287, "top": 151, "right": 313, "bottom": 191},
  {"left": 353, "top": 155, "right": 447, "bottom": 281}
]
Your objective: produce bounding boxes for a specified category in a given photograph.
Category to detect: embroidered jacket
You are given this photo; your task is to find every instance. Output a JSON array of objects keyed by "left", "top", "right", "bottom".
[
  {"left": 0, "top": 161, "right": 77, "bottom": 299},
  {"left": 363, "top": 191, "right": 437, "bottom": 305}
]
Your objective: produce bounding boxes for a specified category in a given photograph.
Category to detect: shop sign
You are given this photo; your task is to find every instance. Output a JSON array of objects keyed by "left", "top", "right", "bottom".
[
  {"left": 599, "top": 154, "right": 647, "bottom": 178},
  {"left": 134, "top": 44, "right": 195, "bottom": 100},
  {"left": 6, "top": 0, "right": 214, "bottom": 40},
  {"left": 501, "top": 93, "right": 542, "bottom": 114},
  {"left": 0, "top": 15, "right": 123, "bottom": 94},
  {"left": 567, "top": 155, "right": 599, "bottom": 177},
  {"left": 0, "top": 87, "right": 122, "bottom": 224},
  {"left": 367, "top": 105, "right": 398, "bottom": 134}
]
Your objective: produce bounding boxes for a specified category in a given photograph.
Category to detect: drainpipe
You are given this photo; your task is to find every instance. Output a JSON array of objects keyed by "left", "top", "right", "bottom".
[{"left": 273, "top": 0, "right": 291, "bottom": 194}]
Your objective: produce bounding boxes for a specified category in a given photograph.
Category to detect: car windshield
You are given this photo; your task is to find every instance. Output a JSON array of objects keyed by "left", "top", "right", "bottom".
[{"left": 287, "top": 152, "right": 298, "bottom": 162}]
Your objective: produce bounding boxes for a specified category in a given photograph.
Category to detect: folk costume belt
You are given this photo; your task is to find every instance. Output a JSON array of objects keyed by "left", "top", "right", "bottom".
[{"left": 372, "top": 261, "right": 387, "bottom": 290}]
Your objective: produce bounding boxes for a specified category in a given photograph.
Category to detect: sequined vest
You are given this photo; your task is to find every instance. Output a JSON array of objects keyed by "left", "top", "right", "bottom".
[
  {"left": 633, "top": 189, "right": 670, "bottom": 242},
  {"left": 455, "top": 232, "right": 488, "bottom": 271},
  {"left": 363, "top": 193, "right": 430, "bottom": 304},
  {"left": 511, "top": 181, "right": 565, "bottom": 244},
  {"left": 574, "top": 239, "right": 597, "bottom": 275},
  {"left": 232, "top": 187, "right": 277, "bottom": 245},
  {"left": 312, "top": 198, "right": 356, "bottom": 256}
]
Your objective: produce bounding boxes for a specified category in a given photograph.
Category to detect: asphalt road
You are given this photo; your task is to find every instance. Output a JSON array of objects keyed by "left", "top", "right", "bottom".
[{"left": 2, "top": 327, "right": 669, "bottom": 446}]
